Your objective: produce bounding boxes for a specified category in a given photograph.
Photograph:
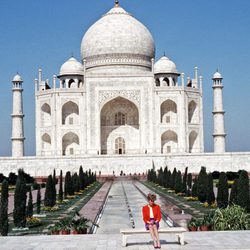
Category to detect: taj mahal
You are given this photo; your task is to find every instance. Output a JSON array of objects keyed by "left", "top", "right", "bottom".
[{"left": 2, "top": 1, "right": 250, "bottom": 176}]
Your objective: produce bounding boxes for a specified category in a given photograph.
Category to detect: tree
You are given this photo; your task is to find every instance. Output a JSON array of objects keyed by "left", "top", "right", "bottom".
[
  {"left": 197, "top": 167, "right": 208, "bottom": 203},
  {"left": 206, "top": 173, "right": 215, "bottom": 205},
  {"left": 0, "top": 179, "right": 9, "bottom": 236},
  {"left": 167, "top": 170, "right": 172, "bottom": 189},
  {"left": 182, "top": 167, "right": 188, "bottom": 194},
  {"left": 174, "top": 171, "right": 183, "bottom": 193},
  {"left": 237, "top": 170, "right": 250, "bottom": 212},
  {"left": 72, "top": 173, "right": 80, "bottom": 193},
  {"left": 13, "top": 169, "right": 27, "bottom": 228},
  {"left": 163, "top": 166, "right": 168, "bottom": 188},
  {"left": 187, "top": 173, "right": 192, "bottom": 190},
  {"left": 26, "top": 188, "right": 33, "bottom": 218},
  {"left": 217, "top": 172, "right": 229, "bottom": 208},
  {"left": 53, "top": 169, "right": 56, "bottom": 184},
  {"left": 229, "top": 179, "right": 238, "bottom": 205},
  {"left": 158, "top": 167, "right": 164, "bottom": 186},
  {"left": 192, "top": 178, "right": 198, "bottom": 197},
  {"left": 37, "top": 185, "right": 41, "bottom": 214},
  {"left": 58, "top": 170, "right": 63, "bottom": 202},
  {"left": 64, "top": 171, "right": 74, "bottom": 198},
  {"left": 44, "top": 175, "right": 56, "bottom": 207},
  {"left": 171, "top": 168, "right": 177, "bottom": 189}
]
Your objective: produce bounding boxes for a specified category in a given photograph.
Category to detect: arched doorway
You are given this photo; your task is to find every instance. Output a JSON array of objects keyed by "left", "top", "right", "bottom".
[
  {"left": 161, "top": 130, "right": 178, "bottom": 154},
  {"left": 62, "top": 132, "right": 79, "bottom": 155},
  {"left": 61, "top": 101, "right": 79, "bottom": 125},
  {"left": 160, "top": 99, "right": 177, "bottom": 124},
  {"left": 115, "top": 137, "right": 125, "bottom": 155},
  {"left": 100, "top": 97, "right": 139, "bottom": 155}
]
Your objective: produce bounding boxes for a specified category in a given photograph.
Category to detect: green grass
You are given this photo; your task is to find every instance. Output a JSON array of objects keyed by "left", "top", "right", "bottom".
[
  {"left": 8, "top": 182, "right": 102, "bottom": 235},
  {"left": 142, "top": 181, "right": 216, "bottom": 218}
]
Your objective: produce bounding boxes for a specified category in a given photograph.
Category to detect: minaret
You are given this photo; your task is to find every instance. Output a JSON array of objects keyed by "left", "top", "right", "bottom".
[
  {"left": 11, "top": 73, "right": 25, "bottom": 157},
  {"left": 212, "top": 70, "right": 226, "bottom": 153}
]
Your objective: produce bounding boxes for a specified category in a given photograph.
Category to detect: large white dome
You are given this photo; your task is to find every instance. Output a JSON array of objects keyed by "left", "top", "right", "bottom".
[{"left": 81, "top": 3, "right": 155, "bottom": 71}]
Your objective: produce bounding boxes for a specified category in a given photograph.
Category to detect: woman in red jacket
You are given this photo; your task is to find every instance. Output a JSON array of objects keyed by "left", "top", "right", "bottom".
[{"left": 142, "top": 193, "right": 162, "bottom": 249}]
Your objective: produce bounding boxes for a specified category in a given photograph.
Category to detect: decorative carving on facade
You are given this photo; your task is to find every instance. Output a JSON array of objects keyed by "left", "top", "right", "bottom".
[
  {"left": 99, "top": 90, "right": 141, "bottom": 107},
  {"left": 85, "top": 53, "right": 151, "bottom": 69}
]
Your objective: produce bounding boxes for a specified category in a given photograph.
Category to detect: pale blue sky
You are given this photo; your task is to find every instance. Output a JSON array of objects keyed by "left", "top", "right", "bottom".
[{"left": 0, "top": 0, "right": 250, "bottom": 156}]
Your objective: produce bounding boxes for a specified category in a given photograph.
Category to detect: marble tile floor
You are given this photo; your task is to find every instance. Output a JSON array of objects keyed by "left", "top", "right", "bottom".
[{"left": 0, "top": 231, "right": 250, "bottom": 250}]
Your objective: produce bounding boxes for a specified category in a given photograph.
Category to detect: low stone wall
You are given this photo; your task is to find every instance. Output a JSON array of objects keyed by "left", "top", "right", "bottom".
[{"left": 0, "top": 152, "right": 250, "bottom": 176}]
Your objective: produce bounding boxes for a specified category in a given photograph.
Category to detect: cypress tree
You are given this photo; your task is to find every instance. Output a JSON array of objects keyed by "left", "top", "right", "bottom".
[
  {"left": 26, "top": 188, "right": 33, "bottom": 218},
  {"left": 237, "top": 170, "right": 250, "bottom": 212},
  {"left": 0, "top": 179, "right": 9, "bottom": 236},
  {"left": 158, "top": 167, "right": 163, "bottom": 186},
  {"left": 79, "top": 166, "right": 85, "bottom": 190},
  {"left": 197, "top": 167, "right": 208, "bottom": 203},
  {"left": 58, "top": 170, "right": 63, "bottom": 202},
  {"left": 53, "top": 169, "right": 56, "bottom": 184},
  {"left": 174, "top": 171, "right": 183, "bottom": 193},
  {"left": 64, "top": 171, "right": 74, "bottom": 197},
  {"left": 187, "top": 173, "right": 192, "bottom": 190},
  {"left": 171, "top": 168, "right": 177, "bottom": 189},
  {"left": 229, "top": 179, "right": 238, "bottom": 205},
  {"left": 72, "top": 173, "right": 80, "bottom": 193},
  {"left": 44, "top": 175, "right": 56, "bottom": 207},
  {"left": 192, "top": 178, "right": 198, "bottom": 197},
  {"left": 217, "top": 172, "right": 229, "bottom": 208},
  {"left": 206, "top": 173, "right": 215, "bottom": 204},
  {"left": 182, "top": 167, "right": 188, "bottom": 194},
  {"left": 168, "top": 170, "right": 172, "bottom": 189},
  {"left": 163, "top": 167, "right": 168, "bottom": 188},
  {"left": 37, "top": 185, "right": 41, "bottom": 214},
  {"left": 13, "top": 169, "right": 27, "bottom": 228}
]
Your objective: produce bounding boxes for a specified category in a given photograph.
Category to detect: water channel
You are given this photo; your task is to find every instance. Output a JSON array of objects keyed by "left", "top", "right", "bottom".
[{"left": 96, "top": 181, "right": 168, "bottom": 234}]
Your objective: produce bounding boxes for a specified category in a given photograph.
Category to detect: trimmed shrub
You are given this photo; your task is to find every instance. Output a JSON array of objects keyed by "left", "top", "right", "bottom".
[
  {"left": 13, "top": 170, "right": 27, "bottom": 228},
  {"left": 237, "top": 170, "right": 250, "bottom": 212},
  {"left": 197, "top": 167, "right": 208, "bottom": 203},
  {"left": 0, "top": 173, "right": 7, "bottom": 183},
  {"left": 64, "top": 171, "right": 74, "bottom": 198},
  {"left": 174, "top": 171, "right": 183, "bottom": 193},
  {"left": 217, "top": 172, "right": 229, "bottom": 208},
  {"left": 171, "top": 168, "right": 177, "bottom": 189},
  {"left": 8, "top": 172, "right": 18, "bottom": 185},
  {"left": 182, "top": 167, "right": 188, "bottom": 194},
  {"left": 163, "top": 166, "right": 168, "bottom": 188},
  {"left": 79, "top": 166, "right": 85, "bottom": 190},
  {"left": 0, "top": 179, "right": 9, "bottom": 236},
  {"left": 58, "top": 170, "right": 63, "bottom": 202},
  {"left": 229, "top": 179, "right": 238, "bottom": 205},
  {"left": 44, "top": 175, "right": 56, "bottom": 207},
  {"left": 26, "top": 188, "right": 33, "bottom": 217},
  {"left": 192, "top": 178, "right": 198, "bottom": 197},
  {"left": 187, "top": 173, "right": 192, "bottom": 190},
  {"left": 72, "top": 173, "right": 80, "bottom": 193},
  {"left": 37, "top": 186, "right": 41, "bottom": 214},
  {"left": 207, "top": 173, "right": 215, "bottom": 205}
]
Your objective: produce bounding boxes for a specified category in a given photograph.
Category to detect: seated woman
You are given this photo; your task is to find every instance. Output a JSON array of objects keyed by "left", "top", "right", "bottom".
[{"left": 142, "top": 193, "right": 162, "bottom": 249}]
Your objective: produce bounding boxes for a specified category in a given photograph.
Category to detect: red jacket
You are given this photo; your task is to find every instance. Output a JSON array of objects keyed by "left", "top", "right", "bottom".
[{"left": 142, "top": 204, "right": 162, "bottom": 223}]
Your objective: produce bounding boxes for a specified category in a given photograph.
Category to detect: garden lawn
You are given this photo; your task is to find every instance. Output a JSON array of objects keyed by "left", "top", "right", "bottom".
[
  {"left": 142, "top": 181, "right": 216, "bottom": 218},
  {"left": 8, "top": 182, "right": 102, "bottom": 235}
]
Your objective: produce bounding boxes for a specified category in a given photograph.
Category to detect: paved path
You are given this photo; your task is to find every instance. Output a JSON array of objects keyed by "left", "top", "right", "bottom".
[
  {"left": 0, "top": 231, "right": 250, "bottom": 249},
  {"left": 96, "top": 181, "right": 168, "bottom": 234},
  {"left": 79, "top": 182, "right": 112, "bottom": 222}
]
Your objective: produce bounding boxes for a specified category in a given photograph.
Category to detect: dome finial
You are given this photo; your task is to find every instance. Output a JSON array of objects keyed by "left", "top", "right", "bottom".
[{"left": 115, "top": 0, "right": 119, "bottom": 7}]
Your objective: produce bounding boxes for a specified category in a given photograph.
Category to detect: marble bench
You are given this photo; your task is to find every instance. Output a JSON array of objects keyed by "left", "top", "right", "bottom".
[{"left": 120, "top": 227, "right": 186, "bottom": 247}]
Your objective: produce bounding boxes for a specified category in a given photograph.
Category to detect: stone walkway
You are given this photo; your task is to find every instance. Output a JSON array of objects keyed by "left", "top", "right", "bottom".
[
  {"left": 1, "top": 231, "right": 250, "bottom": 249},
  {"left": 96, "top": 181, "right": 168, "bottom": 234}
]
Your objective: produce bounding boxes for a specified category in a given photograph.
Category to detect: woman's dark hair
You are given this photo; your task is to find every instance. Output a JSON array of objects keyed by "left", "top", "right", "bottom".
[{"left": 147, "top": 193, "right": 156, "bottom": 202}]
